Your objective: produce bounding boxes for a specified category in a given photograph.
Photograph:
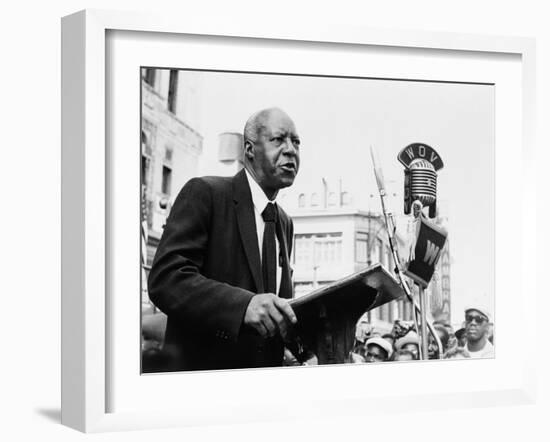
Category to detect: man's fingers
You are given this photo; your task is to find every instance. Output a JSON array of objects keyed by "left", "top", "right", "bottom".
[
  {"left": 274, "top": 297, "right": 297, "bottom": 324},
  {"left": 266, "top": 303, "right": 289, "bottom": 338},
  {"left": 244, "top": 294, "right": 296, "bottom": 339},
  {"left": 258, "top": 322, "right": 270, "bottom": 339},
  {"left": 262, "top": 315, "right": 277, "bottom": 338}
]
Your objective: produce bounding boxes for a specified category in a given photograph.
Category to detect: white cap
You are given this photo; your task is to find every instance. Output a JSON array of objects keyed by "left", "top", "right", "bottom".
[
  {"left": 395, "top": 331, "right": 420, "bottom": 351},
  {"left": 365, "top": 336, "right": 393, "bottom": 358},
  {"left": 464, "top": 307, "right": 491, "bottom": 322}
]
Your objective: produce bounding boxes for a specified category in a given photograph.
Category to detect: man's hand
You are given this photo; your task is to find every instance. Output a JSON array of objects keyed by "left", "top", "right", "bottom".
[{"left": 243, "top": 294, "right": 297, "bottom": 339}]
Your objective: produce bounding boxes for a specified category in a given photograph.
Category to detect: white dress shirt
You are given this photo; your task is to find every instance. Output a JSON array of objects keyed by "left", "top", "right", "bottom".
[{"left": 244, "top": 169, "right": 282, "bottom": 293}]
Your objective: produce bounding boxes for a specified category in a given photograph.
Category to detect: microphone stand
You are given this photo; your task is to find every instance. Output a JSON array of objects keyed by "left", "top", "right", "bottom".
[
  {"left": 418, "top": 284, "right": 429, "bottom": 360},
  {"left": 370, "top": 146, "right": 442, "bottom": 360}
]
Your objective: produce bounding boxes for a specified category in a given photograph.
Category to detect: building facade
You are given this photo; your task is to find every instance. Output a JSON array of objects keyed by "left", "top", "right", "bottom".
[
  {"left": 141, "top": 68, "right": 204, "bottom": 309},
  {"left": 283, "top": 182, "right": 415, "bottom": 331}
]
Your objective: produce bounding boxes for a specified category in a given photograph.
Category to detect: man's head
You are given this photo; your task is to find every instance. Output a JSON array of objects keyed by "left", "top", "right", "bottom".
[
  {"left": 243, "top": 108, "right": 300, "bottom": 200},
  {"left": 455, "top": 328, "right": 467, "bottom": 348},
  {"left": 438, "top": 322, "right": 457, "bottom": 349},
  {"left": 364, "top": 337, "right": 392, "bottom": 363},
  {"left": 395, "top": 331, "right": 420, "bottom": 359},
  {"left": 464, "top": 307, "right": 490, "bottom": 344},
  {"left": 428, "top": 324, "right": 450, "bottom": 359}
]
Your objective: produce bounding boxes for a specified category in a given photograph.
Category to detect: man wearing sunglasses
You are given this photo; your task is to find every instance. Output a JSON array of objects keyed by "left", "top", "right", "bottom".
[{"left": 463, "top": 307, "right": 494, "bottom": 359}]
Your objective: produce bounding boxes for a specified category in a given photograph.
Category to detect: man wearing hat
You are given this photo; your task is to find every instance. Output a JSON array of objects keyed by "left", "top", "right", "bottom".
[
  {"left": 463, "top": 307, "right": 494, "bottom": 359},
  {"left": 454, "top": 327, "right": 467, "bottom": 348},
  {"left": 364, "top": 336, "right": 393, "bottom": 363},
  {"left": 394, "top": 331, "right": 420, "bottom": 360}
]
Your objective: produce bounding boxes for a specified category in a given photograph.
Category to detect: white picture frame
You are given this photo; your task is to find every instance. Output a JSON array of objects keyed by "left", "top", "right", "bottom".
[{"left": 61, "top": 9, "right": 536, "bottom": 433}]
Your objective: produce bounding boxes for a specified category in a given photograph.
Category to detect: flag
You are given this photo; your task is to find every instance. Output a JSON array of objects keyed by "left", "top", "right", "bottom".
[
  {"left": 405, "top": 217, "right": 448, "bottom": 287},
  {"left": 370, "top": 145, "right": 386, "bottom": 195}
]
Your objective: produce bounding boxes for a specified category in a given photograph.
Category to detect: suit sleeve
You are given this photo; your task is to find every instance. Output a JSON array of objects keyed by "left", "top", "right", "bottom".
[{"left": 148, "top": 177, "right": 254, "bottom": 342}]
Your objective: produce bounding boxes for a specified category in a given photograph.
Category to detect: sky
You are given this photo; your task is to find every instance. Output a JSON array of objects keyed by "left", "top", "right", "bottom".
[{"left": 188, "top": 70, "right": 494, "bottom": 326}]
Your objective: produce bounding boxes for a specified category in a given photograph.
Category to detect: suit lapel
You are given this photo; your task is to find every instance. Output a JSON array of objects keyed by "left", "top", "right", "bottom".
[{"left": 233, "top": 170, "right": 263, "bottom": 293}]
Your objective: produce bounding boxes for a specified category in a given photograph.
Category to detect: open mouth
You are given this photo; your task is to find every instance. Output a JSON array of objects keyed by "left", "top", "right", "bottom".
[{"left": 280, "top": 163, "right": 296, "bottom": 172}]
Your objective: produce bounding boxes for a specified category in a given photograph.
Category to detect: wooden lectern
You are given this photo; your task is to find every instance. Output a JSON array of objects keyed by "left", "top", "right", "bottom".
[{"left": 289, "top": 264, "right": 404, "bottom": 364}]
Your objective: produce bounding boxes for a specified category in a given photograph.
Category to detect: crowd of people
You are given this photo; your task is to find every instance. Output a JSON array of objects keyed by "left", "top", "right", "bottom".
[
  {"left": 143, "top": 305, "right": 495, "bottom": 371},
  {"left": 348, "top": 306, "right": 494, "bottom": 363}
]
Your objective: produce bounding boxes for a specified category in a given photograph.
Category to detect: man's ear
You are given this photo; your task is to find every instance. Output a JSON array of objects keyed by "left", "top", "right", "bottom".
[{"left": 244, "top": 139, "right": 254, "bottom": 161}]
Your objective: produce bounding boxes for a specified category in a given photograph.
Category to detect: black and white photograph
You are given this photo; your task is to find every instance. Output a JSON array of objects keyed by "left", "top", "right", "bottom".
[
  {"left": 140, "top": 68, "right": 495, "bottom": 373},
  {"left": 5, "top": 0, "right": 547, "bottom": 439}
]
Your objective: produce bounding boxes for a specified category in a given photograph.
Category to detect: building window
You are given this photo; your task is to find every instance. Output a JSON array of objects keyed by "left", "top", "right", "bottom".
[
  {"left": 143, "top": 68, "right": 156, "bottom": 88},
  {"left": 141, "top": 130, "right": 148, "bottom": 153},
  {"left": 294, "top": 235, "right": 312, "bottom": 266},
  {"left": 141, "top": 130, "right": 151, "bottom": 189},
  {"left": 385, "top": 250, "right": 392, "bottom": 269},
  {"left": 341, "top": 191, "right": 351, "bottom": 206},
  {"left": 161, "top": 166, "right": 172, "bottom": 195},
  {"left": 377, "top": 238, "right": 384, "bottom": 264},
  {"left": 141, "top": 156, "right": 150, "bottom": 187},
  {"left": 294, "top": 233, "right": 342, "bottom": 266},
  {"left": 355, "top": 232, "right": 368, "bottom": 263},
  {"left": 298, "top": 193, "right": 306, "bottom": 208},
  {"left": 167, "top": 70, "right": 179, "bottom": 114},
  {"left": 311, "top": 193, "right": 319, "bottom": 207}
]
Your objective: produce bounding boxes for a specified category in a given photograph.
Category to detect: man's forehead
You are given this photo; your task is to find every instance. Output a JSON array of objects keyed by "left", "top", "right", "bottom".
[
  {"left": 262, "top": 111, "right": 297, "bottom": 133},
  {"left": 465, "top": 308, "right": 487, "bottom": 318},
  {"left": 267, "top": 124, "right": 298, "bottom": 136}
]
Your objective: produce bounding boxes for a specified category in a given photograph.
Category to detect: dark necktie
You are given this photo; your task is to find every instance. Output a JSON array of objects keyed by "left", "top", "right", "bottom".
[{"left": 261, "top": 203, "right": 278, "bottom": 294}]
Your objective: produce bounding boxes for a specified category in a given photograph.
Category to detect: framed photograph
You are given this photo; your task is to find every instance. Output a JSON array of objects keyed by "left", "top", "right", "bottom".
[{"left": 61, "top": 9, "right": 536, "bottom": 432}]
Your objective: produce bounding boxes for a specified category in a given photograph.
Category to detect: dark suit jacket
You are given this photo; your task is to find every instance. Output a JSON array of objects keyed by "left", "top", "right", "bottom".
[{"left": 148, "top": 169, "right": 294, "bottom": 371}]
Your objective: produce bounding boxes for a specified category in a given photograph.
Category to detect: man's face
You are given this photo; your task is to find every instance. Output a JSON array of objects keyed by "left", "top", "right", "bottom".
[
  {"left": 442, "top": 324, "right": 457, "bottom": 348},
  {"left": 465, "top": 310, "right": 489, "bottom": 342},
  {"left": 428, "top": 336, "right": 438, "bottom": 359},
  {"left": 393, "top": 351, "right": 414, "bottom": 361},
  {"left": 365, "top": 344, "right": 388, "bottom": 363},
  {"left": 402, "top": 343, "right": 419, "bottom": 359},
  {"left": 428, "top": 327, "right": 448, "bottom": 358},
  {"left": 246, "top": 110, "right": 300, "bottom": 197}
]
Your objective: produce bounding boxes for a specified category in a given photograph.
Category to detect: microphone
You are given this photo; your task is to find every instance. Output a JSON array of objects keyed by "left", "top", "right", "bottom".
[{"left": 398, "top": 143, "right": 443, "bottom": 218}]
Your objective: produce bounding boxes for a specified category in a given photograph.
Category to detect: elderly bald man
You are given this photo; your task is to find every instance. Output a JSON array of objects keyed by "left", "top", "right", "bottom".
[{"left": 148, "top": 107, "right": 301, "bottom": 371}]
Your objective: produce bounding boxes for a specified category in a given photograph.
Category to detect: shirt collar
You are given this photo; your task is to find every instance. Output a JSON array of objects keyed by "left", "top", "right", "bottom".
[{"left": 244, "top": 168, "right": 277, "bottom": 212}]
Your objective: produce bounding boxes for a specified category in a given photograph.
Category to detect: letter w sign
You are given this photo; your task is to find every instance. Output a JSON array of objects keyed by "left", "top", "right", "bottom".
[
  {"left": 405, "top": 218, "right": 448, "bottom": 287},
  {"left": 423, "top": 241, "right": 441, "bottom": 266}
]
